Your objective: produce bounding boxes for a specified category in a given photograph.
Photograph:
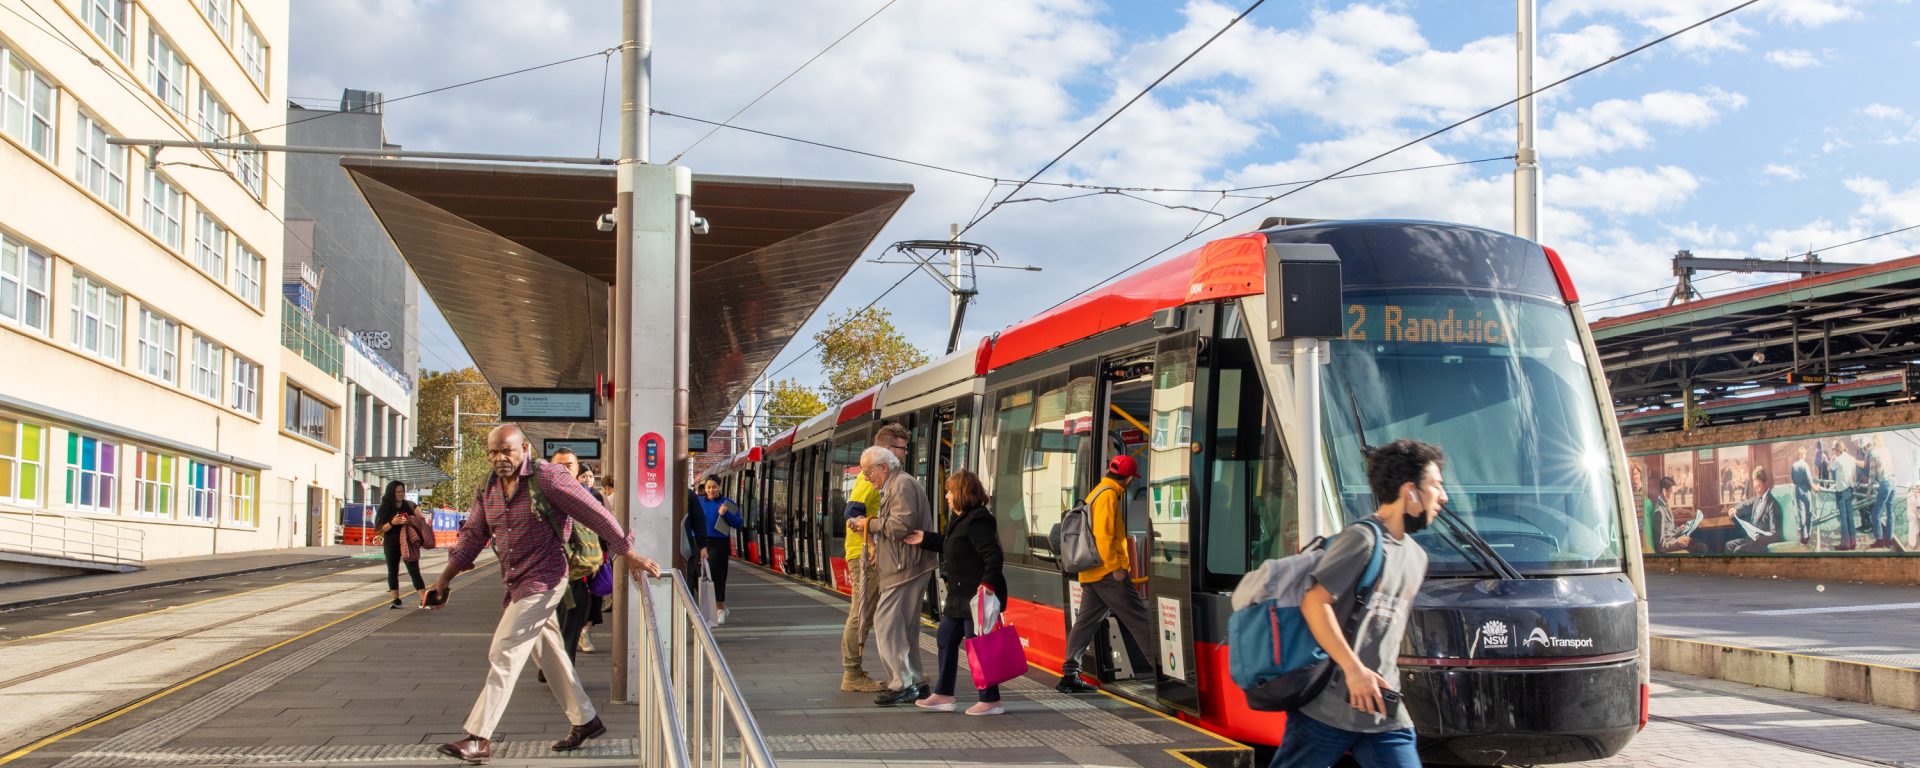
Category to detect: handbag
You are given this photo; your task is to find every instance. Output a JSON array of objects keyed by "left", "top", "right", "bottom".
[
  {"left": 697, "top": 560, "right": 720, "bottom": 628},
  {"left": 965, "top": 618, "right": 1027, "bottom": 690},
  {"left": 588, "top": 561, "right": 613, "bottom": 597}
]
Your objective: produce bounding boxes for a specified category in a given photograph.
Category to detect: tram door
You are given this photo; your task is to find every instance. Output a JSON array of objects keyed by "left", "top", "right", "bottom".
[{"left": 1099, "top": 332, "right": 1204, "bottom": 712}]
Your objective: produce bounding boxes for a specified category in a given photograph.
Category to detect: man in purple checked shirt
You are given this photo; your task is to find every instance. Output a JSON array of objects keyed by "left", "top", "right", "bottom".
[{"left": 427, "top": 425, "right": 661, "bottom": 765}]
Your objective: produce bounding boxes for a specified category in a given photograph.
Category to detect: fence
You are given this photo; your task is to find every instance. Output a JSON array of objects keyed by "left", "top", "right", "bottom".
[
  {"left": 634, "top": 569, "right": 776, "bottom": 767},
  {"left": 0, "top": 509, "right": 144, "bottom": 569},
  {"left": 281, "top": 298, "right": 343, "bottom": 380}
]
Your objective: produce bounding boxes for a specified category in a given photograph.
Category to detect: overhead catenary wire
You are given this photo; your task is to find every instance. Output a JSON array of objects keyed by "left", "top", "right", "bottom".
[
  {"left": 955, "top": 0, "right": 1271, "bottom": 239},
  {"left": 1032, "top": 0, "right": 1767, "bottom": 317},
  {"left": 666, "top": 0, "right": 901, "bottom": 165}
]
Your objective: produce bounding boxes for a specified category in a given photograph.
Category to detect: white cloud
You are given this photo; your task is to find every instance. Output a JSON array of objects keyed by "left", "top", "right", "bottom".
[
  {"left": 1762, "top": 163, "right": 1802, "bottom": 181},
  {"left": 1863, "top": 104, "right": 1911, "bottom": 122},
  {"left": 1846, "top": 177, "right": 1920, "bottom": 225},
  {"left": 1549, "top": 165, "right": 1700, "bottom": 214},
  {"left": 1542, "top": 0, "right": 1757, "bottom": 51},
  {"left": 1764, "top": 48, "right": 1822, "bottom": 68},
  {"left": 1765, "top": 0, "right": 1862, "bottom": 28},
  {"left": 1543, "top": 88, "right": 1746, "bottom": 157}
]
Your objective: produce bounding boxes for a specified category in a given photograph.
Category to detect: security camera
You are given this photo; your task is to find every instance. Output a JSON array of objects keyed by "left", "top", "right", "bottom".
[
  {"left": 596, "top": 212, "right": 616, "bottom": 233},
  {"left": 690, "top": 212, "right": 711, "bottom": 236}
]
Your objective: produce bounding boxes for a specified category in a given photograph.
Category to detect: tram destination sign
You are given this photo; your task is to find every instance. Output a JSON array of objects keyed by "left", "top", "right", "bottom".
[
  {"left": 500, "top": 387, "right": 597, "bottom": 422},
  {"left": 543, "top": 439, "right": 601, "bottom": 459}
]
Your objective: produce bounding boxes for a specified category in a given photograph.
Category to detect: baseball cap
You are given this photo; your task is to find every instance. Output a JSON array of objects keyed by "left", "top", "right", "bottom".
[{"left": 1107, "top": 455, "right": 1140, "bottom": 479}]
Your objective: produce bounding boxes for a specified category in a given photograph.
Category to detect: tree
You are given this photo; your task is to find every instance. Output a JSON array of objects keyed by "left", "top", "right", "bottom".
[
  {"left": 813, "top": 307, "right": 930, "bottom": 403},
  {"left": 761, "top": 378, "right": 828, "bottom": 440},
  {"left": 413, "top": 368, "right": 499, "bottom": 508}
]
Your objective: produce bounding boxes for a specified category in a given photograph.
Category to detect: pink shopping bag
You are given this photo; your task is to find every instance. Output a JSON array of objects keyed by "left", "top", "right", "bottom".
[{"left": 965, "top": 620, "right": 1027, "bottom": 690}]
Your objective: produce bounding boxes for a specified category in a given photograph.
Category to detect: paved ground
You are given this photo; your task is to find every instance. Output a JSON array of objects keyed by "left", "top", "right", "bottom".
[
  {"left": 0, "top": 545, "right": 371, "bottom": 612},
  {"left": 1646, "top": 571, "right": 1920, "bottom": 668},
  {"left": 3, "top": 553, "right": 1918, "bottom": 766}
]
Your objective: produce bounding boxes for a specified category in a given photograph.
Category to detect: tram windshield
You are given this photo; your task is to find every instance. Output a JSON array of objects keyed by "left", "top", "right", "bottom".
[{"left": 1322, "top": 290, "right": 1624, "bottom": 575}]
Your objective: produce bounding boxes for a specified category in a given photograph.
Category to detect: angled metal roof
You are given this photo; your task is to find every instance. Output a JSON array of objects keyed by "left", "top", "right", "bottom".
[
  {"left": 353, "top": 456, "right": 455, "bottom": 486},
  {"left": 1592, "top": 252, "right": 1920, "bottom": 430},
  {"left": 341, "top": 159, "right": 912, "bottom": 437}
]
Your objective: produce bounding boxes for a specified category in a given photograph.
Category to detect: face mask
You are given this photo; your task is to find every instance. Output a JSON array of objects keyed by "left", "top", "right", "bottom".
[{"left": 1403, "top": 489, "right": 1431, "bottom": 534}]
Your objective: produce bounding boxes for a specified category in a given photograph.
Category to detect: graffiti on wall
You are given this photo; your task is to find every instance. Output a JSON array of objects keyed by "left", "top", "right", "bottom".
[{"left": 1630, "top": 427, "right": 1920, "bottom": 555}]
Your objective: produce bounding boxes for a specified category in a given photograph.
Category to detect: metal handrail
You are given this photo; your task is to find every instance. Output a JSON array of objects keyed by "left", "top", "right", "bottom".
[
  {"left": 634, "top": 570, "right": 693, "bottom": 767},
  {"left": 0, "top": 509, "right": 145, "bottom": 567},
  {"left": 634, "top": 569, "right": 777, "bottom": 767}
]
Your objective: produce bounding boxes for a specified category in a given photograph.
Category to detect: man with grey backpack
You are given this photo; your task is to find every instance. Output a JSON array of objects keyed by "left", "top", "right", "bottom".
[
  {"left": 1056, "top": 455, "right": 1157, "bottom": 694},
  {"left": 1271, "top": 438, "right": 1445, "bottom": 768}
]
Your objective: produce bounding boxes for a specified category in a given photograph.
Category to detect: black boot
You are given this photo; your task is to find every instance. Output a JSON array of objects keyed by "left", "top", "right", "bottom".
[{"left": 1055, "top": 666, "right": 1096, "bottom": 694}]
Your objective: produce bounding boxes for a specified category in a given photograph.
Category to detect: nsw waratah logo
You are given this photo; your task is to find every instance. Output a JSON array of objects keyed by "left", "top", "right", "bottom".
[{"left": 1479, "top": 620, "right": 1510, "bottom": 649}]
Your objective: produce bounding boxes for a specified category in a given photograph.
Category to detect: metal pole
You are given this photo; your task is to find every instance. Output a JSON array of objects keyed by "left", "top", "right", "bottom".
[
  {"left": 1295, "top": 337, "right": 1328, "bottom": 540},
  {"left": 949, "top": 224, "right": 963, "bottom": 354},
  {"left": 611, "top": 0, "right": 641, "bottom": 703},
  {"left": 1513, "top": 0, "right": 1541, "bottom": 241},
  {"left": 452, "top": 394, "right": 461, "bottom": 470}
]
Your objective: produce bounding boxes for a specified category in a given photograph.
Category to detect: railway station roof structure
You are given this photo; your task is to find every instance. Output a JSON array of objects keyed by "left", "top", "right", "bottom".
[
  {"left": 1591, "top": 253, "right": 1920, "bottom": 434},
  {"left": 341, "top": 158, "right": 913, "bottom": 442}
]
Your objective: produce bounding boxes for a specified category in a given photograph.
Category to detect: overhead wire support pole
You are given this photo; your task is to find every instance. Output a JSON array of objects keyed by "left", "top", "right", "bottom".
[{"left": 1514, "top": 0, "right": 1541, "bottom": 241}]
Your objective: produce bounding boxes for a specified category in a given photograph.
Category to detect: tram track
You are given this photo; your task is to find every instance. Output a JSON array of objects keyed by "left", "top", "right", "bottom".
[
  {"left": 0, "top": 559, "right": 493, "bottom": 694},
  {"left": 1647, "top": 714, "right": 1897, "bottom": 766}
]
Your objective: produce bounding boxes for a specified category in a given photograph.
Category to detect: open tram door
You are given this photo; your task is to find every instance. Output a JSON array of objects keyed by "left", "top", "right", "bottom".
[{"left": 1086, "top": 325, "right": 1206, "bottom": 712}]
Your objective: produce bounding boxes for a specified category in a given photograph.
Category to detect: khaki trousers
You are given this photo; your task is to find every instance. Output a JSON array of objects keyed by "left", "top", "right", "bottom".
[
  {"left": 873, "top": 570, "right": 933, "bottom": 690},
  {"left": 463, "top": 587, "right": 597, "bottom": 738},
  {"left": 839, "top": 554, "right": 880, "bottom": 673}
]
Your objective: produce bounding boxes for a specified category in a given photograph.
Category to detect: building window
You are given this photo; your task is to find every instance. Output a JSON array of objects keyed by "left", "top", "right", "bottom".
[
  {"left": 81, "top": 0, "right": 131, "bottom": 62},
  {"left": 239, "top": 17, "right": 267, "bottom": 88},
  {"left": 284, "top": 383, "right": 335, "bottom": 444},
  {"left": 194, "top": 212, "right": 228, "bottom": 278},
  {"left": 133, "top": 448, "right": 175, "bottom": 518},
  {"left": 75, "top": 112, "right": 127, "bottom": 209},
  {"left": 146, "top": 30, "right": 188, "bottom": 117},
  {"left": 232, "top": 244, "right": 262, "bottom": 306},
  {"left": 144, "top": 170, "right": 185, "bottom": 250},
  {"left": 235, "top": 133, "right": 263, "bottom": 199},
  {"left": 137, "top": 308, "right": 179, "bottom": 383},
  {"left": 230, "top": 355, "right": 260, "bottom": 415},
  {"left": 69, "top": 271, "right": 123, "bottom": 363},
  {"left": 197, "top": 88, "right": 230, "bottom": 146},
  {"left": 224, "top": 468, "right": 257, "bottom": 526},
  {"left": 2, "top": 44, "right": 56, "bottom": 160},
  {"left": 185, "top": 460, "right": 218, "bottom": 522},
  {"left": 65, "top": 433, "right": 117, "bottom": 513},
  {"left": 0, "top": 232, "right": 51, "bottom": 335},
  {"left": 189, "top": 334, "right": 223, "bottom": 399},
  {"left": 200, "top": 0, "right": 233, "bottom": 42},
  {"left": 0, "top": 420, "right": 46, "bottom": 506}
]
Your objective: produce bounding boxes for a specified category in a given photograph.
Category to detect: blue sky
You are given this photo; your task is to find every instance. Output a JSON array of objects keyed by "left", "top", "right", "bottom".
[{"left": 290, "top": 0, "right": 1920, "bottom": 391}]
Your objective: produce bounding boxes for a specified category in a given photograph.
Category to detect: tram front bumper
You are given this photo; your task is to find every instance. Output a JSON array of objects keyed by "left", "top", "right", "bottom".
[{"left": 1399, "top": 657, "right": 1642, "bottom": 766}]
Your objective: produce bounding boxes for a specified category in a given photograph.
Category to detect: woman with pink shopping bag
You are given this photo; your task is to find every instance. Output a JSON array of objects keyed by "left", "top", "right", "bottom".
[{"left": 902, "top": 469, "right": 1013, "bottom": 716}]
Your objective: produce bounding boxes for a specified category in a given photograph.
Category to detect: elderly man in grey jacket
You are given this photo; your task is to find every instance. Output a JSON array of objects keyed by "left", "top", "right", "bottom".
[{"left": 849, "top": 444, "right": 937, "bottom": 705}]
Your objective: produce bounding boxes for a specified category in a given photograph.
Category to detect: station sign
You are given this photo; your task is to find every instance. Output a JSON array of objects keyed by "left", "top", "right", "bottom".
[
  {"left": 500, "top": 388, "right": 597, "bottom": 422},
  {"left": 543, "top": 439, "right": 601, "bottom": 459},
  {"left": 689, "top": 429, "right": 709, "bottom": 454},
  {"left": 1785, "top": 373, "right": 1845, "bottom": 386}
]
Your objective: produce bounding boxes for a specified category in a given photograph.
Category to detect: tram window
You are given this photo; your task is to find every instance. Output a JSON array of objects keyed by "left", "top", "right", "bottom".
[
  {"left": 913, "top": 418, "right": 933, "bottom": 489},
  {"left": 987, "top": 374, "right": 1093, "bottom": 567},
  {"left": 951, "top": 399, "right": 975, "bottom": 473},
  {"left": 1205, "top": 351, "right": 1297, "bottom": 585},
  {"left": 1148, "top": 342, "right": 1198, "bottom": 574}
]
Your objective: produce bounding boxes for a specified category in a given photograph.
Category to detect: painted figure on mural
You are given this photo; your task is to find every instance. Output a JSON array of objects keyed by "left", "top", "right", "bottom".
[
  {"left": 1831, "top": 441, "right": 1859, "bottom": 551},
  {"left": 1790, "top": 447, "right": 1815, "bottom": 547},
  {"left": 1655, "top": 476, "right": 1691, "bottom": 554},
  {"left": 1726, "top": 466, "right": 1782, "bottom": 554},
  {"left": 1905, "top": 472, "right": 1920, "bottom": 551}
]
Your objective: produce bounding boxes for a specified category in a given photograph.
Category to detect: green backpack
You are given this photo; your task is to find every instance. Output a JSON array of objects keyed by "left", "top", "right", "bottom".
[{"left": 524, "top": 459, "right": 605, "bottom": 582}]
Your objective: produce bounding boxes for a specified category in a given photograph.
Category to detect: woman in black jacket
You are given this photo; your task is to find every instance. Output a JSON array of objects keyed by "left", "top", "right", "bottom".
[
  {"left": 372, "top": 481, "right": 424, "bottom": 608},
  {"left": 904, "top": 469, "right": 1007, "bottom": 716}
]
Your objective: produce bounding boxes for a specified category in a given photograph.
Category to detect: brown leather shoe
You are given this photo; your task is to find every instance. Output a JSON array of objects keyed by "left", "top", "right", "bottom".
[
  {"left": 551, "top": 715, "right": 607, "bottom": 751},
  {"left": 436, "top": 734, "right": 491, "bottom": 764}
]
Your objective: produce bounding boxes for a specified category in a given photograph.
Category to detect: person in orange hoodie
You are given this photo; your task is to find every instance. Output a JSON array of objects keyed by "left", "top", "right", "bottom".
[{"left": 1056, "top": 455, "right": 1156, "bottom": 694}]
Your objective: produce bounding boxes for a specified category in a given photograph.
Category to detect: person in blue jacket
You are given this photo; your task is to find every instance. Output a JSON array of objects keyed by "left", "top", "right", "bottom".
[{"left": 692, "top": 476, "right": 746, "bottom": 624}]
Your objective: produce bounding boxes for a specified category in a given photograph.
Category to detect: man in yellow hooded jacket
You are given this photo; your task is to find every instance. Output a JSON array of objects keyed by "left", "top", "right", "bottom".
[{"left": 1057, "top": 455, "right": 1156, "bottom": 694}]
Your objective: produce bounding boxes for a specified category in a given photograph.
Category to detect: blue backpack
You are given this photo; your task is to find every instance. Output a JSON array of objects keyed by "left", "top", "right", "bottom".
[{"left": 1227, "top": 519, "right": 1386, "bottom": 712}]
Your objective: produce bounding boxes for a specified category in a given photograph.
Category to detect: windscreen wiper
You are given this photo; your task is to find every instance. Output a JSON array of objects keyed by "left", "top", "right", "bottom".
[{"left": 1436, "top": 503, "right": 1523, "bottom": 580}]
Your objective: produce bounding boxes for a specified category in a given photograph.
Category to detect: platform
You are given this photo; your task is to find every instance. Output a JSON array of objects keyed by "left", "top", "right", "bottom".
[
  {"left": 0, "top": 545, "right": 367, "bottom": 613},
  {"left": 1648, "top": 571, "right": 1920, "bottom": 670},
  {"left": 2, "top": 554, "right": 1248, "bottom": 767}
]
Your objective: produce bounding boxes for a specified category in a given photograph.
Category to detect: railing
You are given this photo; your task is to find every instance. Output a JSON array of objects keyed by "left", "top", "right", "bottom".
[
  {"left": 635, "top": 570, "right": 777, "bottom": 768},
  {"left": 0, "top": 509, "right": 145, "bottom": 568},
  {"left": 281, "top": 297, "right": 344, "bottom": 380}
]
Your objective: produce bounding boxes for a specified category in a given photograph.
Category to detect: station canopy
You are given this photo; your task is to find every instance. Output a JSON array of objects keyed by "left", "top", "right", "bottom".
[
  {"left": 1591, "top": 253, "right": 1920, "bottom": 434},
  {"left": 342, "top": 158, "right": 913, "bottom": 444}
]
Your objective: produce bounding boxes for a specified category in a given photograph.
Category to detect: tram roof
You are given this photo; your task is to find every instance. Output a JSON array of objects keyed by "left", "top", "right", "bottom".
[
  {"left": 794, "top": 408, "right": 836, "bottom": 446},
  {"left": 340, "top": 158, "right": 912, "bottom": 442},
  {"left": 878, "top": 348, "right": 979, "bottom": 416},
  {"left": 1591, "top": 252, "right": 1920, "bottom": 432},
  {"left": 983, "top": 233, "right": 1268, "bottom": 372}
]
